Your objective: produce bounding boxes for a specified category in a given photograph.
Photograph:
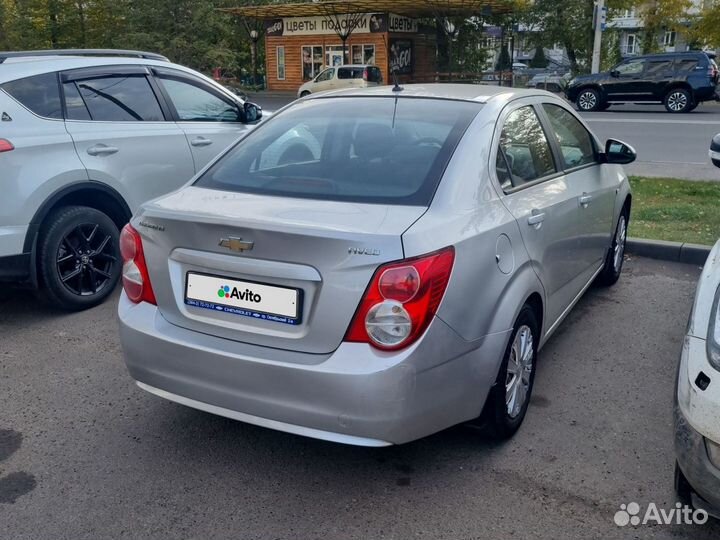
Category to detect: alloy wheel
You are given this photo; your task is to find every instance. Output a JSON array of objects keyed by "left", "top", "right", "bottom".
[
  {"left": 56, "top": 222, "right": 117, "bottom": 296},
  {"left": 667, "top": 92, "right": 688, "bottom": 112},
  {"left": 614, "top": 216, "right": 627, "bottom": 273},
  {"left": 578, "top": 91, "right": 597, "bottom": 111},
  {"left": 505, "top": 325, "right": 534, "bottom": 419}
]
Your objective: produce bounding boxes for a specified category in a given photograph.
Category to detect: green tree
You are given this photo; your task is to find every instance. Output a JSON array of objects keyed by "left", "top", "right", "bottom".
[
  {"left": 529, "top": 45, "right": 547, "bottom": 68},
  {"left": 639, "top": 0, "right": 693, "bottom": 53},
  {"left": 527, "top": 0, "right": 634, "bottom": 74}
]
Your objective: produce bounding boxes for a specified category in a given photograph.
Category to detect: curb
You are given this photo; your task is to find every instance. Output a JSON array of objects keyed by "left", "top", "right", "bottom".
[{"left": 626, "top": 238, "right": 713, "bottom": 266}]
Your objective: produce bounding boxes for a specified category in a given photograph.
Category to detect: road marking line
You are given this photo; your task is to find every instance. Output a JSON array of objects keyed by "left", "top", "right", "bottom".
[{"left": 584, "top": 118, "right": 720, "bottom": 125}]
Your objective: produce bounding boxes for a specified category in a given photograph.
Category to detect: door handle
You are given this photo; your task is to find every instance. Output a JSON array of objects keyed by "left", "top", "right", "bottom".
[
  {"left": 579, "top": 193, "right": 593, "bottom": 208},
  {"left": 191, "top": 137, "right": 213, "bottom": 147},
  {"left": 527, "top": 212, "right": 546, "bottom": 228},
  {"left": 86, "top": 144, "right": 119, "bottom": 156}
]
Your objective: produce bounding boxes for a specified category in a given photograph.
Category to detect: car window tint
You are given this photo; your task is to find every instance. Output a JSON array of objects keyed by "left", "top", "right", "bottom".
[
  {"left": 62, "top": 82, "right": 91, "bottom": 120},
  {"left": 675, "top": 58, "right": 699, "bottom": 72},
  {"left": 616, "top": 59, "right": 645, "bottom": 76},
  {"left": 498, "top": 106, "right": 556, "bottom": 188},
  {"left": 338, "top": 68, "right": 364, "bottom": 80},
  {"left": 195, "top": 97, "right": 481, "bottom": 206},
  {"left": 159, "top": 76, "right": 238, "bottom": 122},
  {"left": 542, "top": 104, "right": 596, "bottom": 169},
  {"left": 1, "top": 72, "right": 62, "bottom": 119},
  {"left": 645, "top": 59, "right": 672, "bottom": 76},
  {"left": 366, "top": 67, "right": 382, "bottom": 83},
  {"left": 75, "top": 75, "right": 163, "bottom": 121}
]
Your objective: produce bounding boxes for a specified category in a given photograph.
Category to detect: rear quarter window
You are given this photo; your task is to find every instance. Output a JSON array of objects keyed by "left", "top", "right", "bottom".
[
  {"left": 194, "top": 97, "right": 481, "bottom": 206},
  {"left": 1, "top": 72, "right": 62, "bottom": 119}
]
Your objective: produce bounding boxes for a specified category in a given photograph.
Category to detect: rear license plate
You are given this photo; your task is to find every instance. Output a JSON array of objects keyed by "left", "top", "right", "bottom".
[{"left": 184, "top": 272, "right": 301, "bottom": 325}]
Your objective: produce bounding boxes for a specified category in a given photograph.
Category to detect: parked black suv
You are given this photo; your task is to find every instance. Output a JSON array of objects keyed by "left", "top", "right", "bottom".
[{"left": 566, "top": 51, "right": 719, "bottom": 113}]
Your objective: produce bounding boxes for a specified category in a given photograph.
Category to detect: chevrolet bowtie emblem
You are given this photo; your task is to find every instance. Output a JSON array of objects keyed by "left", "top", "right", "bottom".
[{"left": 219, "top": 237, "right": 254, "bottom": 252}]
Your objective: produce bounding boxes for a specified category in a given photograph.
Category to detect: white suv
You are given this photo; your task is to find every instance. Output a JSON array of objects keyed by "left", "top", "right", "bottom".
[{"left": 0, "top": 49, "right": 262, "bottom": 310}]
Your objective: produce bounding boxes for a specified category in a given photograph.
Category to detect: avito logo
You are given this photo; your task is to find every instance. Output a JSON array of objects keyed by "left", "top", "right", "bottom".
[{"left": 217, "top": 285, "right": 262, "bottom": 303}]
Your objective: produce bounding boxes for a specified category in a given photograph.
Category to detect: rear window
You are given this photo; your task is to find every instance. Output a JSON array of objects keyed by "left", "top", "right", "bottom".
[
  {"left": 367, "top": 67, "right": 383, "bottom": 83},
  {"left": 1, "top": 72, "right": 62, "bottom": 119},
  {"left": 338, "top": 67, "right": 364, "bottom": 79},
  {"left": 195, "top": 97, "right": 481, "bottom": 206},
  {"left": 675, "top": 57, "right": 699, "bottom": 72}
]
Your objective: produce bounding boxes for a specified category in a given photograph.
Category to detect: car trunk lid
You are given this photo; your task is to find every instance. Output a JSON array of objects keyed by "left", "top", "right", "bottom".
[{"left": 136, "top": 187, "right": 425, "bottom": 355}]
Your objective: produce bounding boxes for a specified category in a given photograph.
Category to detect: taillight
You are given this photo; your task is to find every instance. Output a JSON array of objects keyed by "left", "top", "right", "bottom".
[
  {"left": 363, "top": 68, "right": 369, "bottom": 81},
  {"left": 120, "top": 224, "right": 156, "bottom": 305},
  {"left": 0, "top": 139, "right": 14, "bottom": 153},
  {"left": 344, "top": 247, "right": 455, "bottom": 351}
]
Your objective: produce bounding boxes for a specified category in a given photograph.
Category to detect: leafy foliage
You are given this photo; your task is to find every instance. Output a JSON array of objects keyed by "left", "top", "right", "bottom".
[{"left": 0, "top": 0, "right": 258, "bottom": 77}]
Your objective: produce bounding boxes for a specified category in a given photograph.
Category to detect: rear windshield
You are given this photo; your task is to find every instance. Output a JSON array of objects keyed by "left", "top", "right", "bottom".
[{"left": 195, "top": 97, "right": 481, "bottom": 206}]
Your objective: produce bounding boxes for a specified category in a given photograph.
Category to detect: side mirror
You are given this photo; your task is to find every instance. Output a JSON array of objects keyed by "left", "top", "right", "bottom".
[
  {"left": 710, "top": 133, "right": 720, "bottom": 168},
  {"left": 610, "top": 70, "right": 620, "bottom": 78},
  {"left": 242, "top": 102, "right": 262, "bottom": 124},
  {"left": 603, "top": 138, "right": 636, "bottom": 165}
]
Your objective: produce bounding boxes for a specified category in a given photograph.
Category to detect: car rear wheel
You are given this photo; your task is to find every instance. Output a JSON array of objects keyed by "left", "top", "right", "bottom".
[
  {"left": 576, "top": 88, "right": 602, "bottom": 111},
  {"left": 675, "top": 462, "right": 693, "bottom": 505},
  {"left": 482, "top": 305, "right": 539, "bottom": 439},
  {"left": 596, "top": 211, "right": 628, "bottom": 287},
  {"left": 300, "top": 91, "right": 311, "bottom": 97},
  {"left": 664, "top": 88, "right": 693, "bottom": 113},
  {"left": 38, "top": 206, "right": 121, "bottom": 311}
]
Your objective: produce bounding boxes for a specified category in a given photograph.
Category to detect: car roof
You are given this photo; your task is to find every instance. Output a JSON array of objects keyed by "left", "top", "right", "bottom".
[
  {"left": 0, "top": 56, "right": 177, "bottom": 83},
  {"left": 633, "top": 51, "right": 709, "bottom": 60},
  {"left": 306, "top": 83, "right": 551, "bottom": 104}
]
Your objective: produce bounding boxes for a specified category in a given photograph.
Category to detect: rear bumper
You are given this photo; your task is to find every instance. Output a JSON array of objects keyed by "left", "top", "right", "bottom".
[
  {"left": 675, "top": 335, "right": 720, "bottom": 514},
  {"left": 118, "top": 293, "right": 511, "bottom": 445},
  {"left": 692, "top": 85, "right": 719, "bottom": 103}
]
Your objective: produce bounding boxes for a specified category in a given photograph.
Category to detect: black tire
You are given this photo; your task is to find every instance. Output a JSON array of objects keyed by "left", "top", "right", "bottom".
[
  {"left": 597, "top": 102, "right": 611, "bottom": 111},
  {"left": 482, "top": 305, "right": 539, "bottom": 440},
  {"left": 687, "top": 102, "right": 698, "bottom": 112},
  {"left": 664, "top": 88, "right": 693, "bottom": 113},
  {"left": 37, "top": 206, "right": 121, "bottom": 311},
  {"left": 576, "top": 88, "right": 602, "bottom": 112},
  {"left": 596, "top": 210, "right": 628, "bottom": 287},
  {"left": 300, "top": 91, "right": 311, "bottom": 97}
]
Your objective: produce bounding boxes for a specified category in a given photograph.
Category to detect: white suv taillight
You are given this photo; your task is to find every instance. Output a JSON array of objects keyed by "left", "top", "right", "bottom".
[
  {"left": 120, "top": 224, "right": 156, "bottom": 305},
  {"left": 344, "top": 247, "right": 455, "bottom": 351}
]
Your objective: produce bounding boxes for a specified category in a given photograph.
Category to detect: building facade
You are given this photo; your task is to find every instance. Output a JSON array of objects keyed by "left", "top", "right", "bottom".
[{"left": 262, "top": 13, "right": 437, "bottom": 92}]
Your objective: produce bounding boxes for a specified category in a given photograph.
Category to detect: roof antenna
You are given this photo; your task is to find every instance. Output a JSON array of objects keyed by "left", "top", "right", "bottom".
[{"left": 391, "top": 67, "right": 403, "bottom": 92}]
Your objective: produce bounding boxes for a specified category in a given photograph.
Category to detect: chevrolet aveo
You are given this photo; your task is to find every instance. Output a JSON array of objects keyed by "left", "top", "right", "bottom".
[{"left": 118, "top": 85, "right": 635, "bottom": 446}]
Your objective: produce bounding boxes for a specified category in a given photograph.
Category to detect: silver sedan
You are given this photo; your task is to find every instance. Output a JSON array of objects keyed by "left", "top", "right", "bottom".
[{"left": 118, "top": 85, "right": 634, "bottom": 446}]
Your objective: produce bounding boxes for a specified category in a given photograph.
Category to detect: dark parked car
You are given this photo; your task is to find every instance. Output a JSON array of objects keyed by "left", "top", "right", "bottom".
[{"left": 566, "top": 51, "right": 719, "bottom": 113}]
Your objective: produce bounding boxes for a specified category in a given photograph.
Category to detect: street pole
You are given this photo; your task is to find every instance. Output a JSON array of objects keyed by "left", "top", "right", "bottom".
[{"left": 591, "top": 0, "right": 604, "bottom": 74}]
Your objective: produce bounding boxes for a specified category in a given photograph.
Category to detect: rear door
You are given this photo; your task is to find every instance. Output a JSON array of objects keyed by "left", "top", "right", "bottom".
[
  {"left": 61, "top": 65, "right": 195, "bottom": 211},
  {"left": 643, "top": 58, "right": 675, "bottom": 99},
  {"left": 151, "top": 67, "right": 250, "bottom": 171},
  {"left": 494, "top": 102, "right": 592, "bottom": 329},
  {"left": 540, "top": 102, "right": 614, "bottom": 275},
  {"left": 337, "top": 67, "right": 365, "bottom": 89}
]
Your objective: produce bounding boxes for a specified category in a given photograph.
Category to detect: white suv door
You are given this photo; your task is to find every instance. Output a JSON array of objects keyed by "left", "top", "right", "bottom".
[
  {"left": 151, "top": 68, "right": 250, "bottom": 170},
  {"left": 61, "top": 65, "right": 195, "bottom": 211}
]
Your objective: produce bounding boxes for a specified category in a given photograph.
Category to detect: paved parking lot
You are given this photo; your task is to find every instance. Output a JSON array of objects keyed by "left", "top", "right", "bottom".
[{"left": 1, "top": 256, "right": 718, "bottom": 539}]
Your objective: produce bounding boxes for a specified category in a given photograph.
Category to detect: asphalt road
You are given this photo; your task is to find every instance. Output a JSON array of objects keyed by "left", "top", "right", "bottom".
[
  {"left": 579, "top": 103, "right": 720, "bottom": 181},
  {"left": 1, "top": 256, "right": 718, "bottom": 539},
  {"left": 253, "top": 95, "right": 720, "bottom": 181}
]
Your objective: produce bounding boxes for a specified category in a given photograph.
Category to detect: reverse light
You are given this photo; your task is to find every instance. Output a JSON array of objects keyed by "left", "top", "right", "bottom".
[
  {"left": 120, "top": 224, "right": 156, "bottom": 305},
  {"left": 345, "top": 247, "right": 455, "bottom": 351},
  {"left": 0, "top": 139, "right": 14, "bottom": 153}
]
